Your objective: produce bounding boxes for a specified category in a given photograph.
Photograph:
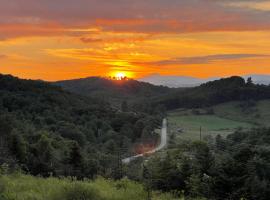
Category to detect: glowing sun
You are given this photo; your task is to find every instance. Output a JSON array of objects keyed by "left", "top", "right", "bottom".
[
  {"left": 115, "top": 72, "right": 126, "bottom": 79},
  {"left": 109, "top": 71, "right": 132, "bottom": 80}
]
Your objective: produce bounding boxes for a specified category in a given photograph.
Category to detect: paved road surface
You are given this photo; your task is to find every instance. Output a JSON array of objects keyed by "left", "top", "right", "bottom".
[{"left": 122, "top": 118, "right": 167, "bottom": 164}]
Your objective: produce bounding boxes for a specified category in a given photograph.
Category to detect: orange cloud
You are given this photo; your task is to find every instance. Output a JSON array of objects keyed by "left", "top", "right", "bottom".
[{"left": 0, "top": 23, "right": 67, "bottom": 40}]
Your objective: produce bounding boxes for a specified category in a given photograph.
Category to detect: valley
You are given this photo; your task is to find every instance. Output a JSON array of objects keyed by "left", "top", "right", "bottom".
[{"left": 1, "top": 74, "right": 270, "bottom": 200}]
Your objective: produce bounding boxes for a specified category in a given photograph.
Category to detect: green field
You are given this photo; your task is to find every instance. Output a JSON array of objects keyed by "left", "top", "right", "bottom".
[
  {"left": 213, "top": 100, "right": 270, "bottom": 127},
  {"left": 168, "top": 106, "right": 258, "bottom": 141}
]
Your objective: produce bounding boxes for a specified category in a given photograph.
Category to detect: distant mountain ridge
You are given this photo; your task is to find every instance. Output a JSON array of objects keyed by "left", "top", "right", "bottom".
[
  {"left": 243, "top": 74, "right": 270, "bottom": 86},
  {"left": 139, "top": 74, "right": 270, "bottom": 88}
]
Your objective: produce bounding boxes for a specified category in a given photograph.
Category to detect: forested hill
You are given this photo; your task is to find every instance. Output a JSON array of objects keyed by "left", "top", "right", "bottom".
[
  {"left": 55, "top": 77, "right": 172, "bottom": 102},
  {"left": 0, "top": 74, "right": 162, "bottom": 178},
  {"left": 153, "top": 76, "right": 270, "bottom": 109},
  {"left": 55, "top": 76, "right": 270, "bottom": 111}
]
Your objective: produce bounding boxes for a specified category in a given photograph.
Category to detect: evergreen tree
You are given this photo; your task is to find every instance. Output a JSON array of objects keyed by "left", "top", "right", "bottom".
[
  {"left": 247, "top": 77, "right": 254, "bottom": 86},
  {"left": 9, "top": 132, "right": 27, "bottom": 163},
  {"left": 121, "top": 101, "right": 128, "bottom": 112},
  {"left": 69, "top": 142, "right": 83, "bottom": 167}
]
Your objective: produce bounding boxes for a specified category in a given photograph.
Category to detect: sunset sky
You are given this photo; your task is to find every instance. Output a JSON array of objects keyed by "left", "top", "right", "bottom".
[{"left": 1, "top": 0, "right": 270, "bottom": 81}]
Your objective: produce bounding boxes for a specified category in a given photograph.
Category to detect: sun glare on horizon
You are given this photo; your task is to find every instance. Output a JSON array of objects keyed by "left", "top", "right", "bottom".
[
  {"left": 109, "top": 71, "right": 133, "bottom": 80},
  {"left": 116, "top": 72, "right": 126, "bottom": 79}
]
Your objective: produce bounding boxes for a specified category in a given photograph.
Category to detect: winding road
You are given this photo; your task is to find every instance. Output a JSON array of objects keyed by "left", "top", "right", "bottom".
[{"left": 122, "top": 118, "right": 167, "bottom": 164}]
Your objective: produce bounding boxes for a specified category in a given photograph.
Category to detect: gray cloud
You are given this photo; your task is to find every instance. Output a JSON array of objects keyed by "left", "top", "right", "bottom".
[
  {"left": 0, "top": 0, "right": 269, "bottom": 39},
  {"left": 143, "top": 54, "right": 268, "bottom": 65}
]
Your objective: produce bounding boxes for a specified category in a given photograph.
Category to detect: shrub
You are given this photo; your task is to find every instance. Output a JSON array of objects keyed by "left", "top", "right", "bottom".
[
  {"left": 52, "top": 183, "right": 103, "bottom": 200},
  {"left": 0, "top": 179, "right": 6, "bottom": 200}
]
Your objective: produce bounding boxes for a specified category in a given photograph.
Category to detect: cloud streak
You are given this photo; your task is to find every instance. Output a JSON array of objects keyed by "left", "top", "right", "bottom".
[
  {"left": 138, "top": 54, "right": 269, "bottom": 65},
  {"left": 0, "top": 54, "right": 7, "bottom": 59}
]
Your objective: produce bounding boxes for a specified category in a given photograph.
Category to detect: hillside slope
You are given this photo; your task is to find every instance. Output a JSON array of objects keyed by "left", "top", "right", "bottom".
[{"left": 0, "top": 74, "right": 162, "bottom": 178}]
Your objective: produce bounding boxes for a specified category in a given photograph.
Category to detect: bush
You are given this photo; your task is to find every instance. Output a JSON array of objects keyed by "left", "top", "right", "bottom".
[
  {"left": 0, "top": 177, "right": 6, "bottom": 193},
  {"left": 191, "top": 109, "right": 200, "bottom": 115},
  {"left": 0, "top": 179, "right": 6, "bottom": 200},
  {"left": 52, "top": 183, "right": 103, "bottom": 200}
]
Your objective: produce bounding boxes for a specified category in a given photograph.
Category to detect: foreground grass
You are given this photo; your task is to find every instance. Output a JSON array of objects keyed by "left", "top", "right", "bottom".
[{"left": 0, "top": 174, "right": 178, "bottom": 200}]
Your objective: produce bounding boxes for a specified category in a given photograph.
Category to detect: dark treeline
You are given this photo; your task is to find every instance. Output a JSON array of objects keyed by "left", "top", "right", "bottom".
[
  {"left": 145, "top": 128, "right": 270, "bottom": 200},
  {"left": 152, "top": 76, "right": 270, "bottom": 110},
  {"left": 0, "top": 74, "right": 163, "bottom": 179}
]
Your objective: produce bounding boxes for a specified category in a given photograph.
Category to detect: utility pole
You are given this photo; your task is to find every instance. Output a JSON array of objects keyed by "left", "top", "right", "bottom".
[
  {"left": 200, "top": 126, "right": 202, "bottom": 141},
  {"left": 143, "top": 164, "right": 152, "bottom": 200},
  {"left": 117, "top": 148, "right": 123, "bottom": 179}
]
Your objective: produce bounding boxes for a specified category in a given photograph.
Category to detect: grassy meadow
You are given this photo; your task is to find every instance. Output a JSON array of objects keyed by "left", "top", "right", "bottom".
[
  {"left": 213, "top": 100, "right": 270, "bottom": 127},
  {"left": 167, "top": 102, "right": 262, "bottom": 141}
]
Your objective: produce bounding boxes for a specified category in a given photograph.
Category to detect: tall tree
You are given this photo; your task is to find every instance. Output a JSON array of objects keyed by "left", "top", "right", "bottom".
[{"left": 68, "top": 141, "right": 84, "bottom": 177}]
